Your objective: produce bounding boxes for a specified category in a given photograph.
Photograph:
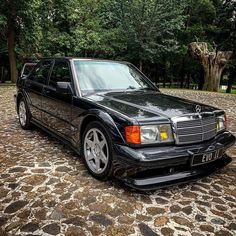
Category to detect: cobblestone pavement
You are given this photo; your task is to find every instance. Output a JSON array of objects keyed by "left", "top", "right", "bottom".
[{"left": 0, "top": 86, "right": 236, "bottom": 236}]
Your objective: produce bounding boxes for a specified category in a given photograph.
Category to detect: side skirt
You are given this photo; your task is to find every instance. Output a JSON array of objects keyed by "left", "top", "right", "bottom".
[{"left": 31, "top": 119, "right": 81, "bottom": 157}]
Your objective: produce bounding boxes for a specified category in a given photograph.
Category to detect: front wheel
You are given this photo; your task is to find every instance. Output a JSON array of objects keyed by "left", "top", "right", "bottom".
[
  {"left": 18, "top": 98, "right": 32, "bottom": 130},
  {"left": 81, "top": 121, "right": 113, "bottom": 180}
]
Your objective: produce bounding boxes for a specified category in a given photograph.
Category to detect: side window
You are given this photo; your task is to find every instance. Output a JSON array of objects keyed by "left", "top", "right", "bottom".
[
  {"left": 30, "top": 60, "right": 53, "bottom": 84},
  {"left": 49, "top": 61, "right": 71, "bottom": 88}
]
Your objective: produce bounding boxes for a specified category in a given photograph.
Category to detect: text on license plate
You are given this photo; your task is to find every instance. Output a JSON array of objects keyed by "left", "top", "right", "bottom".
[{"left": 192, "top": 149, "right": 224, "bottom": 166}]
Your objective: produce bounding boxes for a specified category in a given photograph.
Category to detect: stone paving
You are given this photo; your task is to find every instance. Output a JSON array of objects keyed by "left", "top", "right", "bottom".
[{"left": 0, "top": 86, "right": 236, "bottom": 236}]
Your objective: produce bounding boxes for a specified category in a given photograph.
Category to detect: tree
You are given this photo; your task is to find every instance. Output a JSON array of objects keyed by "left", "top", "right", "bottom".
[
  {"left": 214, "top": 0, "right": 236, "bottom": 93},
  {"left": 0, "top": 1, "right": 18, "bottom": 82},
  {"left": 177, "top": 0, "right": 219, "bottom": 89},
  {"left": 188, "top": 42, "right": 232, "bottom": 91},
  {"left": 109, "top": 0, "right": 186, "bottom": 72},
  {"left": 35, "top": 0, "right": 117, "bottom": 58},
  {"left": 0, "top": 0, "right": 39, "bottom": 82},
  {"left": 0, "top": 0, "right": 234, "bottom": 90}
]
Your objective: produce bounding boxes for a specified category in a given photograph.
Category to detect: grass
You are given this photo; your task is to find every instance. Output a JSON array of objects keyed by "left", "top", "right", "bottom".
[
  {"left": 161, "top": 87, "right": 236, "bottom": 95},
  {"left": 0, "top": 81, "right": 16, "bottom": 86},
  {"left": 219, "top": 89, "right": 236, "bottom": 94}
]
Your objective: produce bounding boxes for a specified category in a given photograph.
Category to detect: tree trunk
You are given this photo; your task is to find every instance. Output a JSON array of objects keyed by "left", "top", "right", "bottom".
[
  {"left": 139, "top": 59, "right": 143, "bottom": 71},
  {"left": 198, "top": 67, "right": 204, "bottom": 90},
  {"left": 163, "top": 76, "right": 166, "bottom": 88},
  {"left": 187, "top": 73, "right": 190, "bottom": 89},
  {"left": 163, "top": 66, "right": 166, "bottom": 88},
  {"left": 226, "top": 67, "right": 236, "bottom": 93},
  {"left": 203, "top": 66, "right": 223, "bottom": 92},
  {"left": 7, "top": 21, "right": 18, "bottom": 83},
  {"left": 0, "top": 66, "right": 4, "bottom": 83},
  {"left": 188, "top": 42, "right": 232, "bottom": 92},
  {"left": 169, "top": 78, "right": 172, "bottom": 88},
  {"left": 154, "top": 63, "right": 159, "bottom": 84},
  {"left": 180, "top": 58, "right": 185, "bottom": 88}
]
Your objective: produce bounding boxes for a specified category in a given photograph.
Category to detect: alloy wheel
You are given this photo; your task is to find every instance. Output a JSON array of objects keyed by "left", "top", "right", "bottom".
[
  {"left": 84, "top": 128, "right": 109, "bottom": 174},
  {"left": 19, "top": 101, "right": 27, "bottom": 127}
]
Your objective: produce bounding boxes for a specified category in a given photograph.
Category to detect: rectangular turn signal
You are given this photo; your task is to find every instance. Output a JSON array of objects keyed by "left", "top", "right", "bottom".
[{"left": 125, "top": 126, "right": 141, "bottom": 144}]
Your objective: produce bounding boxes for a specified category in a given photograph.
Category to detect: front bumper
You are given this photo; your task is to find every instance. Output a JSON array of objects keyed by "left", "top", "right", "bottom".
[{"left": 113, "top": 131, "right": 235, "bottom": 190}]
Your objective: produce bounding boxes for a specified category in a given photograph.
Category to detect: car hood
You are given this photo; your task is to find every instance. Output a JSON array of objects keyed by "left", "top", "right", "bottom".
[{"left": 86, "top": 91, "right": 217, "bottom": 121}]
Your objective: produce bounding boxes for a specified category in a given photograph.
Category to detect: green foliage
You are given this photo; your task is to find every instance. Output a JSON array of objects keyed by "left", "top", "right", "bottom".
[
  {"left": 214, "top": 0, "right": 236, "bottom": 71},
  {"left": 0, "top": 14, "right": 6, "bottom": 28},
  {"left": 0, "top": 0, "right": 235, "bottom": 89},
  {"left": 110, "top": 0, "right": 186, "bottom": 63}
]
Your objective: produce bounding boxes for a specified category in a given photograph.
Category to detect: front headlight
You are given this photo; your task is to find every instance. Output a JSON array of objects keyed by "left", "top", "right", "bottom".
[
  {"left": 216, "top": 114, "right": 227, "bottom": 132},
  {"left": 125, "top": 124, "right": 174, "bottom": 144},
  {"left": 141, "top": 124, "right": 174, "bottom": 143}
]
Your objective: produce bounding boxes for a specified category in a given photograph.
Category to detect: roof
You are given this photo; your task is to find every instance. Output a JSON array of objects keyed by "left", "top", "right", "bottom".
[
  {"left": 41, "top": 57, "right": 129, "bottom": 64},
  {"left": 23, "top": 62, "right": 37, "bottom": 65}
]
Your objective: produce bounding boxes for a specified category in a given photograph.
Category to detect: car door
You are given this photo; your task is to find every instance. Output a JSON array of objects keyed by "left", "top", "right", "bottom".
[
  {"left": 41, "top": 59, "right": 74, "bottom": 139},
  {"left": 25, "top": 60, "right": 53, "bottom": 121}
]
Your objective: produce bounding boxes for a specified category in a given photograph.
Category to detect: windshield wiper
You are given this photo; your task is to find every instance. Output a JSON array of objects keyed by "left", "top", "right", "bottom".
[
  {"left": 125, "top": 86, "right": 137, "bottom": 91},
  {"left": 137, "top": 87, "right": 156, "bottom": 91},
  {"left": 125, "top": 86, "right": 156, "bottom": 92}
]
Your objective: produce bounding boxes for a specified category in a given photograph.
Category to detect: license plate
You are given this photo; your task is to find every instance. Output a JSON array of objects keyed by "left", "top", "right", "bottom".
[{"left": 191, "top": 149, "right": 224, "bottom": 166}]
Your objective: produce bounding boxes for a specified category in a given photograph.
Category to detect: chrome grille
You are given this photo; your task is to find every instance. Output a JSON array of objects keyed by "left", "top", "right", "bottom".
[
  {"left": 177, "top": 119, "right": 201, "bottom": 128},
  {"left": 174, "top": 116, "right": 216, "bottom": 144}
]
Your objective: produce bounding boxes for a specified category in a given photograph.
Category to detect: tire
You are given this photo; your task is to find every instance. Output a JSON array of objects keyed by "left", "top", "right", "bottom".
[
  {"left": 81, "top": 121, "right": 113, "bottom": 180},
  {"left": 18, "top": 98, "right": 32, "bottom": 130}
]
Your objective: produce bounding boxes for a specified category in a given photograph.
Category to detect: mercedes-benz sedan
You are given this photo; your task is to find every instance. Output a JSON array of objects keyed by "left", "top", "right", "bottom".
[{"left": 15, "top": 57, "right": 236, "bottom": 190}]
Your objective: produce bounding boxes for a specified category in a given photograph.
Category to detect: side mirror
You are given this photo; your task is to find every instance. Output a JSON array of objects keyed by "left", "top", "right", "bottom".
[
  {"left": 56, "top": 82, "right": 72, "bottom": 94},
  {"left": 20, "top": 74, "right": 27, "bottom": 79}
]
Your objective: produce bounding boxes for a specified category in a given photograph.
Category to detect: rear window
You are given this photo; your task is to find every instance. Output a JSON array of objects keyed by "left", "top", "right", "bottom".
[
  {"left": 22, "top": 64, "right": 36, "bottom": 76},
  {"left": 29, "top": 60, "right": 53, "bottom": 84}
]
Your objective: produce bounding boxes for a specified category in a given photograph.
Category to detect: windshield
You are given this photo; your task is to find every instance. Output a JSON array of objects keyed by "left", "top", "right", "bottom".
[{"left": 73, "top": 60, "right": 156, "bottom": 96}]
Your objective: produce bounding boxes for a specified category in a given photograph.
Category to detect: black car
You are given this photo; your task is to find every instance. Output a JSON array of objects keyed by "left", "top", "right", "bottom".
[{"left": 15, "top": 57, "right": 235, "bottom": 190}]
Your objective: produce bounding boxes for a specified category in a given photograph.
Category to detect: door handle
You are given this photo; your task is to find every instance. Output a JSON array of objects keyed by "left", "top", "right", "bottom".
[
  {"left": 42, "top": 88, "right": 50, "bottom": 95},
  {"left": 25, "top": 80, "right": 32, "bottom": 88}
]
